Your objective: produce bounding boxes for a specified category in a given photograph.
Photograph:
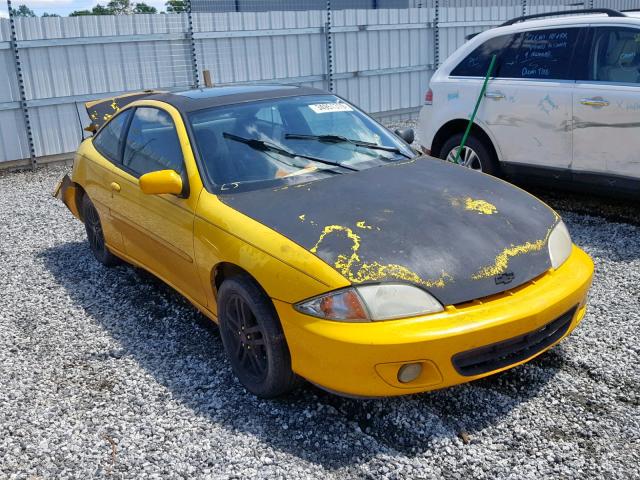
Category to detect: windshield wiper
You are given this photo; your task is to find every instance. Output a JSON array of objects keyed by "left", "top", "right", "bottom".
[
  {"left": 222, "top": 132, "right": 358, "bottom": 172},
  {"left": 284, "top": 133, "right": 412, "bottom": 159}
]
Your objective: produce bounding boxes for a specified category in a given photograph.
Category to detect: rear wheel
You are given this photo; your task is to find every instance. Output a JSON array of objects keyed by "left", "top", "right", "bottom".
[
  {"left": 218, "top": 275, "right": 297, "bottom": 398},
  {"left": 81, "top": 195, "right": 120, "bottom": 267},
  {"left": 440, "top": 133, "right": 498, "bottom": 176}
]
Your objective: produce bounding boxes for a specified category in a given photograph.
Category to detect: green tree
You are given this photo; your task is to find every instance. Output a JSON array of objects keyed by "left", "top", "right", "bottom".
[
  {"left": 165, "top": 0, "right": 187, "bottom": 13},
  {"left": 12, "top": 4, "right": 36, "bottom": 17},
  {"left": 107, "top": 0, "right": 133, "bottom": 14},
  {"left": 134, "top": 2, "right": 157, "bottom": 13},
  {"left": 69, "top": 9, "right": 92, "bottom": 16},
  {"left": 92, "top": 4, "right": 113, "bottom": 14},
  {"left": 42, "top": 12, "right": 61, "bottom": 17}
]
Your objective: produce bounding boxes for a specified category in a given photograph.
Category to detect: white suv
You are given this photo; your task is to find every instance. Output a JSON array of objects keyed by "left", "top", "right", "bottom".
[{"left": 417, "top": 8, "right": 640, "bottom": 195}]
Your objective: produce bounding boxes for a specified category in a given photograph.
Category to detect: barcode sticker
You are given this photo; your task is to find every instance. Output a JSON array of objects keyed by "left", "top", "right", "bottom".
[{"left": 308, "top": 103, "right": 353, "bottom": 114}]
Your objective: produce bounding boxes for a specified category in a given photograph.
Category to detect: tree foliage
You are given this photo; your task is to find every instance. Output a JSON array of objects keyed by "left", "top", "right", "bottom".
[
  {"left": 165, "top": 0, "right": 187, "bottom": 13},
  {"left": 69, "top": 1, "right": 159, "bottom": 16},
  {"left": 12, "top": 4, "right": 36, "bottom": 17},
  {"left": 134, "top": 2, "right": 158, "bottom": 13}
]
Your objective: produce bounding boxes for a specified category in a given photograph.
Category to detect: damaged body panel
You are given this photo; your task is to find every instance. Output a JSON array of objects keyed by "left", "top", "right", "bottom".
[
  {"left": 53, "top": 174, "right": 81, "bottom": 220},
  {"left": 219, "top": 157, "right": 558, "bottom": 306}
]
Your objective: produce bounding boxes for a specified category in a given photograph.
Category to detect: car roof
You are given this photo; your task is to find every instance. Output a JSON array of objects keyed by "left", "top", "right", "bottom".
[{"left": 148, "top": 84, "right": 328, "bottom": 113}]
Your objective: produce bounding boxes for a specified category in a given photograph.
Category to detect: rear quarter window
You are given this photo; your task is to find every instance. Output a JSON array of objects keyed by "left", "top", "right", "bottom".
[
  {"left": 451, "top": 34, "right": 515, "bottom": 77},
  {"left": 92, "top": 110, "right": 131, "bottom": 163}
]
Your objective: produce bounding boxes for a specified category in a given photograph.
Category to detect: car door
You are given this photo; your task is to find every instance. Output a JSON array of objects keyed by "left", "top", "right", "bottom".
[
  {"left": 573, "top": 25, "right": 640, "bottom": 184},
  {"left": 461, "top": 27, "right": 582, "bottom": 172},
  {"left": 88, "top": 109, "right": 134, "bottom": 254},
  {"left": 108, "top": 105, "right": 207, "bottom": 305}
]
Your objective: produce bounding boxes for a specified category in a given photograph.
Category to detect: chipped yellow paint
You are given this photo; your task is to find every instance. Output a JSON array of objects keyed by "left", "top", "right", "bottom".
[
  {"left": 356, "top": 220, "right": 372, "bottom": 229},
  {"left": 464, "top": 198, "right": 497, "bottom": 215},
  {"left": 450, "top": 196, "right": 497, "bottom": 215},
  {"left": 110, "top": 100, "right": 120, "bottom": 112},
  {"left": 310, "top": 225, "right": 450, "bottom": 289},
  {"left": 472, "top": 222, "right": 556, "bottom": 280},
  {"left": 299, "top": 214, "right": 306, "bottom": 222},
  {"left": 90, "top": 111, "right": 98, "bottom": 121},
  {"left": 103, "top": 113, "right": 113, "bottom": 122}
]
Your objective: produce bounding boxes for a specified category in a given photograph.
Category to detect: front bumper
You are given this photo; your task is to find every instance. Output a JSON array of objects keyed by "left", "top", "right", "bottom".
[{"left": 275, "top": 246, "right": 594, "bottom": 397}]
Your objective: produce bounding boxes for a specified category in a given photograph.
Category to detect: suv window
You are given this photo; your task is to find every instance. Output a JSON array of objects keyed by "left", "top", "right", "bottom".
[
  {"left": 452, "top": 28, "right": 581, "bottom": 80},
  {"left": 586, "top": 27, "right": 640, "bottom": 84},
  {"left": 92, "top": 109, "right": 131, "bottom": 163},
  {"left": 122, "top": 107, "right": 184, "bottom": 177},
  {"left": 514, "top": 28, "right": 580, "bottom": 80},
  {"left": 451, "top": 34, "right": 516, "bottom": 77}
]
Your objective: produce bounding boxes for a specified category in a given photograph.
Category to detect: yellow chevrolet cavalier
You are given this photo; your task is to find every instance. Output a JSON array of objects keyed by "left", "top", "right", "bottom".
[{"left": 56, "top": 85, "right": 594, "bottom": 398}]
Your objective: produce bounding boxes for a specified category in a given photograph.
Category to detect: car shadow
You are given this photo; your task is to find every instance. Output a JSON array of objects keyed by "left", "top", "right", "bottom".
[{"left": 40, "top": 241, "right": 566, "bottom": 469}]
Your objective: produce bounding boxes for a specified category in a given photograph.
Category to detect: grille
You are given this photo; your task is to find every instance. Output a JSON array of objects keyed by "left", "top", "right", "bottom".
[{"left": 452, "top": 307, "right": 577, "bottom": 377}]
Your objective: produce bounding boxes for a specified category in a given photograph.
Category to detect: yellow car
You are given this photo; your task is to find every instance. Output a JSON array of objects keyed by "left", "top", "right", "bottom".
[{"left": 55, "top": 85, "right": 594, "bottom": 398}]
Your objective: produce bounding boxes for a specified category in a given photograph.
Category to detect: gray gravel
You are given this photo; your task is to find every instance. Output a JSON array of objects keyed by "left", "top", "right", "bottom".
[{"left": 1, "top": 159, "right": 639, "bottom": 479}]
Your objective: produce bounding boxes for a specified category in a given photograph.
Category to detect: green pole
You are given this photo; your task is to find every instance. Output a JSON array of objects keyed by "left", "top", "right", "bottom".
[{"left": 453, "top": 54, "right": 497, "bottom": 165}]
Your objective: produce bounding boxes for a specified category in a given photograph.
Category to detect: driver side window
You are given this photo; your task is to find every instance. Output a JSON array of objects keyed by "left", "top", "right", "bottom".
[
  {"left": 123, "top": 107, "right": 185, "bottom": 177},
  {"left": 589, "top": 27, "right": 640, "bottom": 84}
]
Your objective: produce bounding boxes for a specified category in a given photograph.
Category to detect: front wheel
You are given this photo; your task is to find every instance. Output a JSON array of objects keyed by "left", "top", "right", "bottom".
[
  {"left": 218, "top": 275, "right": 298, "bottom": 398},
  {"left": 440, "top": 133, "right": 498, "bottom": 176}
]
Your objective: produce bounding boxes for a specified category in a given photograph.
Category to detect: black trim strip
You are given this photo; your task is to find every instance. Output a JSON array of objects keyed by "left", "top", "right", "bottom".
[{"left": 452, "top": 307, "right": 577, "bottom": 376}]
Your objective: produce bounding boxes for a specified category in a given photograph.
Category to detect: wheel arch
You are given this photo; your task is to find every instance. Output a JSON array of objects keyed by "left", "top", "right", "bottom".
[
  {"left": 211, "top": 262, "right": 270, "bottom": 303},
  {"left": 431, "top": 119, "right": 501, "bottom": 163}
]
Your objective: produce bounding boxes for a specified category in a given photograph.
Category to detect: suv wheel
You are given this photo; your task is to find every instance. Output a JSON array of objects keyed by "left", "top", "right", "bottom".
[{"left": 440, "top": 133, "right": 498, "bottom": 175}]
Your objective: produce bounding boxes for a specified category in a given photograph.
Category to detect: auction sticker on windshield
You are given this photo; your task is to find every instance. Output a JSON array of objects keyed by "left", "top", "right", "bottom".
[{"left": 309, "top": 103, "right": 353, "bottom": 113}]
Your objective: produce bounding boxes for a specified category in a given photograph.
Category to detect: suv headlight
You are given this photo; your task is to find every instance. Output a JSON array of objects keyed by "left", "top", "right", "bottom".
[
  {"left": 548, "top": 220, "right": 572, "bottom": 269},
  {"left": 294, "top": 283, "right": 444, "bottom": 322}
]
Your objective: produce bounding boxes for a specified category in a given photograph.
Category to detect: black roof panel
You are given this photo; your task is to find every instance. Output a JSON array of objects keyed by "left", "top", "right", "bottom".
[{"left": 149, "top": 84, "right": 327, "bottom": 112}]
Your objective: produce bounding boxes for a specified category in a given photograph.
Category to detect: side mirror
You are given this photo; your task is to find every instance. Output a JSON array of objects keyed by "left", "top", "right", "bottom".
[
  {"left": 139, "top": 170, "right": 183, "bottom": 195},
  {"left": 394, "top": 128, "right": 415, "bottom": 145}
]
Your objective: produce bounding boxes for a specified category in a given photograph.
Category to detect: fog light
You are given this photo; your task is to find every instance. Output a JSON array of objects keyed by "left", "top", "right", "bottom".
[{"left": 397, "top": 363, "right": 423, "bottom": 384}]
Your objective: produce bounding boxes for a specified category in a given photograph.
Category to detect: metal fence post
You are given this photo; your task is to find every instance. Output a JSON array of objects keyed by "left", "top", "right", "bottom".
[
  {"left": 186, "top": 0, "right": 200, "bottom": 89},
  {"left": 7, "top": 0, "right": 36, "bottom": 169},
  {"left": 325, "top": 0, "right": 334, "bottom": 93},
  {"left": 521, "top": 0, "right": 527, "bottom": 16},
  {"left": 433, "top": 0, "right": 440, "bottom": 68}
]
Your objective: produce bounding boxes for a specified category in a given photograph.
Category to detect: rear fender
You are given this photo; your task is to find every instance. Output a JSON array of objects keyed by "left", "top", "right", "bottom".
[{"left": 53, "top": 174, "right": 82, "bottom": 220}]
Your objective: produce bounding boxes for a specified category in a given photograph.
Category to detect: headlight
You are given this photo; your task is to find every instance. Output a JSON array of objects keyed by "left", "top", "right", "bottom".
[
  {"left": 294, "top": 283, "right": 444, "bottom": 322},
  {"left": 548, "top": 220, "right": 572, "bottom": 269}
]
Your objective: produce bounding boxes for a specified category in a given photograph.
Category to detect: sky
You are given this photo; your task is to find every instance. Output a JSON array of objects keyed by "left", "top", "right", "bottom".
[{"left": 0, "top": 0, "right": 170, "bottom": 17}]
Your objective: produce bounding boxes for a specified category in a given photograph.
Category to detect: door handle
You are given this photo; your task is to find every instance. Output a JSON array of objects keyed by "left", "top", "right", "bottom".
[
  {"left": 110, "top": 182, "right": 121, "bottom": 193},
  {"left": 580, "top": 98, "right": 609, "bottom": 107},
  {"left": 485, "top": 91, "right": 505, "bottom": 100}
]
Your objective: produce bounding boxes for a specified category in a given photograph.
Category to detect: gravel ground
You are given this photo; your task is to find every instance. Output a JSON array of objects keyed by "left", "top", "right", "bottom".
[{"left": 1, "top": 156, "right": 639, "bottom": 479}]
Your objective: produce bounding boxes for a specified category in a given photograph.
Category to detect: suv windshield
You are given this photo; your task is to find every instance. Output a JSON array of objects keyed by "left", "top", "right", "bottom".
[{"left": 189, "top": 94, "right": 415, "bottom": 192}]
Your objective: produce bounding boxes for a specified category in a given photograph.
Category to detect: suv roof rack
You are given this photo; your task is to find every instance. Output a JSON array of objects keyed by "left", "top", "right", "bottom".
[{"left": 500, "top": 8, "right": 626, "bottom": 27}]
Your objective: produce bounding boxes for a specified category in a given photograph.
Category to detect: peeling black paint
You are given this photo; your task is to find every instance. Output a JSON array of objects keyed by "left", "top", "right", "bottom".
[{"left": 220, "top": 157, "right": 559, "bottom": 306}]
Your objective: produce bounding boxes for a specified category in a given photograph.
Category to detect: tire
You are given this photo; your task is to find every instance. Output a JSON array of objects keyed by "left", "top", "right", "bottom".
[
  {"left": 218, "top": 275, "right": 297, "bottom": 398},
  {"left": 440, "top": 133, "right": 499, "bottom": 176},
  {"left": 81, "top": 194, "right": 120, "bottom": 267}
]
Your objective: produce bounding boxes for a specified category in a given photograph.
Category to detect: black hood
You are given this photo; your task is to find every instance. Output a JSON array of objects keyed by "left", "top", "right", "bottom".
[{"left": 219, "top": 157, "right": 559, "bottom": 306}]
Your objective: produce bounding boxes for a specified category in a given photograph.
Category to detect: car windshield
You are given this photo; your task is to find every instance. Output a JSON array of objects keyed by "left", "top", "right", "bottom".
[{"left": 188, "top": 94, "right": 415, "bottom": 192}]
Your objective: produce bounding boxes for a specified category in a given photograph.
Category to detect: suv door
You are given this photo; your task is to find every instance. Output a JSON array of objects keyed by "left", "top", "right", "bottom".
[
  {"left": 573, "top": 26, "right": 640, "bottom": 186},
  {"left": 109, "top": 106, "right": 207, "bottom": 305},
  {"left": 453, "top": 27, "right": 582, "bottom": 172}
]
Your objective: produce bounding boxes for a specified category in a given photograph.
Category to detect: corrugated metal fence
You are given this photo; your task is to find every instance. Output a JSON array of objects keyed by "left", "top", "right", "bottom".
[{"left": 0, "top": 0, "right": 638, "bottom": 166}]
